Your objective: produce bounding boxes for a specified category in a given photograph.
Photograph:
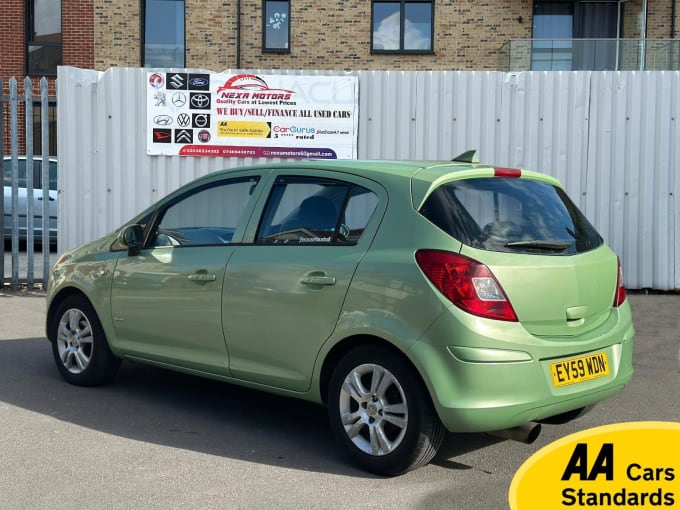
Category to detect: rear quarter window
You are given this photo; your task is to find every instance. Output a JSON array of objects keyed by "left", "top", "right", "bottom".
[{"left": 419, "top": 177, "right": 602, "bottom": 255}]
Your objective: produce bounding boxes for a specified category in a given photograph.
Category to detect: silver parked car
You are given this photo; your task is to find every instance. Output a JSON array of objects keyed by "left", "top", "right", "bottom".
[{"left": 2, "top": 156, "right": 58, "bottom": 245}]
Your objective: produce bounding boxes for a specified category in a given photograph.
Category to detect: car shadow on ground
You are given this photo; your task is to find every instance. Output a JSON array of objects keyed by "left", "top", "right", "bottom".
[{"left": 0, "top": 337, "right": 501, "bottom": 477}]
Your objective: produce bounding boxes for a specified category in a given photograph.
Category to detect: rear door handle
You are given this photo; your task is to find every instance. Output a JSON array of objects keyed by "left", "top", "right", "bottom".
[
  {"left": 187, "top": 273, "right": 217, "bottom": 282},
  {"left": 301, "top": 275, "right": 336, "bottom": 286},
  {"left": 37, "top": 197, "right": 55, "bottom": 201}
]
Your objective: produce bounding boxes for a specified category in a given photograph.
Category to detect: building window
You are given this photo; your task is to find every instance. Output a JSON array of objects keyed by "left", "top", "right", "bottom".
[
  {"left": 263, "top": 0, "right": 290, "bottom": 52},
  {"left": 26, "top": 0, "right": 62, "bottom": 76},
  {"left": 371, "top": 0, "right": 433, "bottom": 53},
  {"left": 532, "top": 1, "right": 622, "bottom": 71},
  {"left": 143, "top": 0, "right": 185, "bottom": 67}
]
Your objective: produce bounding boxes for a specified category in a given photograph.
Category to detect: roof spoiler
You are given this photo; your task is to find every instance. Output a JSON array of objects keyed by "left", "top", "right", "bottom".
[{"left": 451, "top": 150, "right": 479, "bottom": 164}]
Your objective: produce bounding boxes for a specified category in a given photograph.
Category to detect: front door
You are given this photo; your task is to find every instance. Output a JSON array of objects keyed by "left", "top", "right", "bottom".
[{"left": 110, "top": 175, "right": 262, "bottom": 375}]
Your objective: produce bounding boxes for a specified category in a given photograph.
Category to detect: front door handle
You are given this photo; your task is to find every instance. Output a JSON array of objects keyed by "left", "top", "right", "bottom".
[{"left": 301, "top": 275, "right": 336, "bottom": 286}]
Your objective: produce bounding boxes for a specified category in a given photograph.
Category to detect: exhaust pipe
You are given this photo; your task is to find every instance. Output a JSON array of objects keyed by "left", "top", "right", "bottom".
[{"left": 488, "top": 422, "right": 541, "bottom": 444}]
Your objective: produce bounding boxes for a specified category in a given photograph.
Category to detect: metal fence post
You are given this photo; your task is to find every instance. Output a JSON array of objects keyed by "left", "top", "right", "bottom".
[
  {"left": 25, "top": 77, "right": 35, "bottom": 290},
  {"left": 9, "top": 78, "right": 19, "bottom": 290},
  {"left": 41, "top": 77, "right": 51, "bottom": 282}
]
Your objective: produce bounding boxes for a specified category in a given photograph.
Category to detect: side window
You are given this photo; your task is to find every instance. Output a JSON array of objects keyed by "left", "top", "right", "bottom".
[
  {"left": 2, "top": 160, "right": 28, "bottom": 187},
  {"left": 256, "top": 177, "right": 378, "bottom": 245},
  {"left": 49, "top": 161, "right": 58, "bottom": 191},
  {"left": 151, "top": 177, "right": 259, "bottom": 247}
]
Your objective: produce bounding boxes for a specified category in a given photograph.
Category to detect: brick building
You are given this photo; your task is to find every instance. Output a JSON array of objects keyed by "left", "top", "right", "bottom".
[{"left": 2, "top": 0, "right": 679, "bottom": 154}]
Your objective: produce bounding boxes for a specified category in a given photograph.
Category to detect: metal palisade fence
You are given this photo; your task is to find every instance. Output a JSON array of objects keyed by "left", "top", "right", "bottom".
[{"left": 1, "top": 77, "right": 56, "bottom": 290}]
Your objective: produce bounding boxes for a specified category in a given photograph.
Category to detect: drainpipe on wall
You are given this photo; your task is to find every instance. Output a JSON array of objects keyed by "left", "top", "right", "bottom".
[
  {"left": 640, "top": 0, "right": 648, "bottom": 69},
  {"left": 236, "top": 0, "right": 242, "bottom": 69}
]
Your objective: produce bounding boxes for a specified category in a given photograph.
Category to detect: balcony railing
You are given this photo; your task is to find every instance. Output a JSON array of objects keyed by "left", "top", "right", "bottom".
[{"left": 500, "top": 39, "right": 680, "bottom": 72}]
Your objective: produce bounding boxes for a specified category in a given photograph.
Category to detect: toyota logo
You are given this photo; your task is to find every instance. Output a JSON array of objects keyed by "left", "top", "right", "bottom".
[
  {"left": 172, "top": 93, "right": 187, "bottom": 107},
  {"left": 190, "top": 93, "right": 210, "bottom": 109},
  {"left": 153, "top": 115, "right": 173, "bottom": 126}
]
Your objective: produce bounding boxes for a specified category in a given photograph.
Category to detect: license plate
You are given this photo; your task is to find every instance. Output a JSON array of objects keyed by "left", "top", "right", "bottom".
[{"left": 550, "top": 352, "right": 610, "bottom": 387}]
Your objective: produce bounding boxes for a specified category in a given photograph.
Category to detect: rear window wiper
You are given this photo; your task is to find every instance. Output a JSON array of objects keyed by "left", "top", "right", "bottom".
[{"left": 504, "top": 240, "right": 572, "bottom": 251}]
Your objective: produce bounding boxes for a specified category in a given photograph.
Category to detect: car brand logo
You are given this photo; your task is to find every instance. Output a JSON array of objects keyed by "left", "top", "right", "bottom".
[
  {"left": 198, "top": 130, "right": 211, "bottom": 143},
  {"left": 153, "top": 115, "right": 173, "bottom": 126},
  {"left": 190, "top": 93, "right": 211, "bottom": 109},
  {"left": 153, "top": 92, "right": 167, "bottom": 107},
  {"left": 167, "top": 73, "right": 187, "bottom": 90},
  {"left": 149, "top": 73, "right": 164, "bottom": 89},
  {"left": 171, "top": 92, "right": 187, "bottom": 108},
  {"left": 192, "top": 113, "right": 210, "bottom": 128},
  {"left": 175, "top": 129, "right": 193, "bottom": 143},
  {"left": 188, "top": 74, "right": 210, "bottom": 90},
  {"left": 152, "top": 128, "right": 172, "bottom": 143},
  {"left": 177, "top": 113, "right": 191, "bottom": 127}
]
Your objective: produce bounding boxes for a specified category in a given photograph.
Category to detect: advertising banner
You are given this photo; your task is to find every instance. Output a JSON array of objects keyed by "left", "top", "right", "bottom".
[{"left": 146, "top": 72, "right": 358, "bottom": 159}]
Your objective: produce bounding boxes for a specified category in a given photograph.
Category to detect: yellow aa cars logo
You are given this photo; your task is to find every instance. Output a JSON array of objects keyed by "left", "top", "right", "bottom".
[{"left": 509, "top": 422, "right": 680, "bottom": 509}]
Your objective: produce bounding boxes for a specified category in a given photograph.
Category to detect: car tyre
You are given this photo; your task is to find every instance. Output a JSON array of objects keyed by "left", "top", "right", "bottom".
[
  {"left": 328, "top": 345, "right": 445, "bottom": 476},
  {"left": 49, "top": 294, "right": 121, "bottom": 386}
]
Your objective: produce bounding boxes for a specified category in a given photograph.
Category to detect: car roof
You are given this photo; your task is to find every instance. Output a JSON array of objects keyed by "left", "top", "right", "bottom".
[{"left": 198, "top": 158, "right": 561, "bottom": 210}]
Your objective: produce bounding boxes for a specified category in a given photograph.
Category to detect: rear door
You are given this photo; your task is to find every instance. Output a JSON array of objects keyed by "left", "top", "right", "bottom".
[{"left": 222, "top": 171, "right": 384, "bottom": 391}]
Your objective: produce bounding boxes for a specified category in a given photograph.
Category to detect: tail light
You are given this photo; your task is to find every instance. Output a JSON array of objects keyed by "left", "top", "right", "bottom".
[
  {"left": 613, "top": 257, "right": 627, "bottom": 307},
  {"left": 415, "top": 250, "right": 518, "bottom": 322}
]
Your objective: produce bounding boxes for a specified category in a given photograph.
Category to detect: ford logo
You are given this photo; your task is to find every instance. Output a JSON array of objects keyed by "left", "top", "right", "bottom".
[{"left": 189, "top": 77, "right": 209, "bottom": 87}]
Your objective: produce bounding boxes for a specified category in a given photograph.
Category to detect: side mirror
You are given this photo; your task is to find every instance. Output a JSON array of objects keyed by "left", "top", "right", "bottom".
[{"left": 119, "top": 224, "right": 144, "bottom": 256}]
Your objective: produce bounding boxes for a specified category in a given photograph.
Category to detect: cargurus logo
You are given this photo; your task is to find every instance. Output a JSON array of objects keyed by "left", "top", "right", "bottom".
[{"left": 290, "top": 126, "right": 315, "bottom": 134}]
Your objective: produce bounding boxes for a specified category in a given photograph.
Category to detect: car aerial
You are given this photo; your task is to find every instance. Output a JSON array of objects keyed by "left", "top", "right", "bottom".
[
  {"left": 2, "top": 155, "right": 58, "bottom": 245},
  {"left": 45, "top": 153, "right": 634, "bottom": 475}
]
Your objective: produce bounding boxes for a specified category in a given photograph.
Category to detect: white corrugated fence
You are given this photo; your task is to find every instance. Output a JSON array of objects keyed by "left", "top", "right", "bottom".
[{"left": 57, "top": 66, "right": 679, "bottom": 290}]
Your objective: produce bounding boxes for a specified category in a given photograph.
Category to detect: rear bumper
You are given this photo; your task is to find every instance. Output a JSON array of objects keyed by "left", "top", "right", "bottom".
[{"left": 408, "top": 303, "right": 635, "bottom": 432}]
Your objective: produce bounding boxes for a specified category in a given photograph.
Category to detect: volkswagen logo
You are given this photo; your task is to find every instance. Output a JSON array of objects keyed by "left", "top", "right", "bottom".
[
  {"left": 177, "top": 113, "right": 191, "bottom": 127},
  {"left": 190, "top": 93, "right": 211, "bottom": 109},
  {"left": 153, "top": 115, "right": 173, "bottom": 126},
  {"left": 172, "top": 93, "right": 187, "bottom": 107}
]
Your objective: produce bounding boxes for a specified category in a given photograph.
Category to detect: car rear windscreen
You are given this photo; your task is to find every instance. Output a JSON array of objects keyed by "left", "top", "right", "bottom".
[{"left": 419, "top": 177, "right": 602, "bottom": 255}]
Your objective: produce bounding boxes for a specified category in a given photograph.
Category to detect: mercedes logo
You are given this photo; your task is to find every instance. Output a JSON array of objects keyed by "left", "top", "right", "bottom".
[{"left": 172, "top": 93, "right": 187, "bottom": 107}]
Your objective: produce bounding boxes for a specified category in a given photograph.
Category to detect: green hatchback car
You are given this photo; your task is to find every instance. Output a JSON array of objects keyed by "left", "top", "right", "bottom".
[{"left": 46, "top": 154, "right": 634, "bottom": 475}]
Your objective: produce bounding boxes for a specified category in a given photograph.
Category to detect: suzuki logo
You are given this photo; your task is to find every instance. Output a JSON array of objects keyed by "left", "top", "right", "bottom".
[{"left": 168, "top": 74, "right": 186, "bottom": 89}]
